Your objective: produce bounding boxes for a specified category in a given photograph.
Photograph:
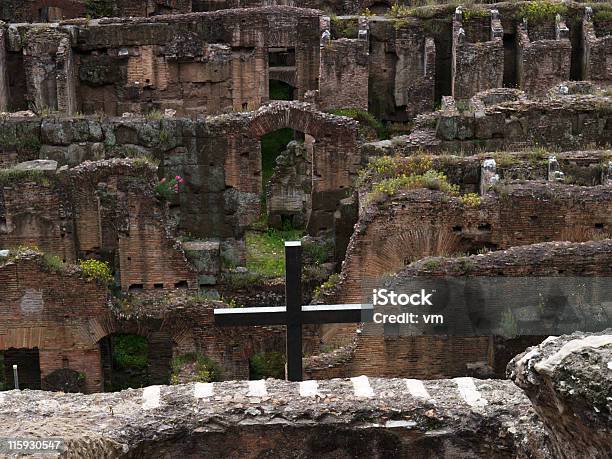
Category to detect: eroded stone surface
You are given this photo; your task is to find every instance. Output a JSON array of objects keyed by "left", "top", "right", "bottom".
[
  {"left": 0, "top": 377, "right": 553, "bottom": 458},
  {"left": 508, "top": 330, "right": 612, "bottom": 458}
]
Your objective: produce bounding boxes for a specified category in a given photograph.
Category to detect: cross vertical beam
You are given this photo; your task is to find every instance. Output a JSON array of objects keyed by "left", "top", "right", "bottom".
[{"left": 285, "top": 241, "right": 303, "bottom": 381}]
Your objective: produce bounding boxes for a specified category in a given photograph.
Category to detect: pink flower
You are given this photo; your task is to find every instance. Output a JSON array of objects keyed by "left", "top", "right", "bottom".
[
  {"left": 179, "top": 178, "right": 185, "bottom": 184},
  {"left": 160, "top": 178, "right": 166, "bottom": 183},
  {"left": 175, "top": 175, "right": 181, "bottom": 180}
]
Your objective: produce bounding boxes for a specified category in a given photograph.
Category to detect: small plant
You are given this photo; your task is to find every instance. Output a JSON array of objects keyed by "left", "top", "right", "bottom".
[
  {"left": 84, "top": 0, "right": 115, "bottom": 18},
  {"left": 145, "top": 109, "right": 164, "bottom": 121},
  {"left": 371, "top": 170, "right": 459, "bottom": 196},
  {"left": 423, "top": 259, "right": 440, "bottom": 270},
  {"left": 518, "top": 1, "right": 567, "bottom": 23},
  {"left": 41, "top": 253, "right": 65, "bottom": 273},
  {"left": 249, "top": 352, "right": 285, "bottom": 380},
  {"left": 361, "top": 8, "right": 374, "bottom": 17},
  {"left": 79, "top": 259, "right": 113, "bottom": 284},
  {"left": 327, "top": 108, "right": 387, "bottom": 139},
  {"left": 460, "top": 193, "right": 482, "bottom": 207},
  {"left": 155, "top": 175, "right": 185, "bottom": 200},
  {"left": 171, "top": 353, "right": 222, "bottom": 384}
]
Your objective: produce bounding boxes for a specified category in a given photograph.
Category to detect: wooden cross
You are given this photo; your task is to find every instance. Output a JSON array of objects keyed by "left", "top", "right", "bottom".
[{"left": 214, "top": 241, "right": 373, "bottom": 381}]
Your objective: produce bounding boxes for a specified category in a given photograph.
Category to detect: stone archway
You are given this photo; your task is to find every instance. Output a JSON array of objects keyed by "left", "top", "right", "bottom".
[{"left": 245, "top": 102, "right": 360, "bottom": 234}]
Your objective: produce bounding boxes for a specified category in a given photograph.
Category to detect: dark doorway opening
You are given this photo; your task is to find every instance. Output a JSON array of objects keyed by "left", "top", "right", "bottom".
[
  {"left": 100, "top": 334, "right": 149, "bottom": 391},
  {"left": 260, "top": 128, "right": 308, "bottom": 228},
  {"left": 3, "top": 348, "right": 41, "bottom": 390},
  {"left": 269, "top": 80, "right": 294, "bottom": 101},
  {"left": 503, "top": 33, "right": 518, "bottom": 88}
]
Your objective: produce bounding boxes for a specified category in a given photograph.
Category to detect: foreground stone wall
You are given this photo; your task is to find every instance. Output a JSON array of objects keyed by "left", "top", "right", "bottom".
[
  {"left": 509, "top": 329, "right": 612, "bottom": 458},
  {"left": 0, "top": 375, "right": 554, "bottom": 457}
]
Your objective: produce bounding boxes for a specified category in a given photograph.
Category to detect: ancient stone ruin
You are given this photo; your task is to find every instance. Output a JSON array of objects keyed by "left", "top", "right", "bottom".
[{"left": 0, "top": 0, "right": 610, "bottom": 457}]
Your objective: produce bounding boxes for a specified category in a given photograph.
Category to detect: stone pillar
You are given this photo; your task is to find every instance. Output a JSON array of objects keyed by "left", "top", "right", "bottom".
[
  {"left": 0, "top": 26, "right": 9, "bottom": 111},
  {"left": 480, "top": 158, "right": 499, "bottom": 194},
  {"left": 56, "top": 37, "right": 77, "bottom": 115},
  {"left": 548, "top": 155, "right": 564, "bottom": 182}
]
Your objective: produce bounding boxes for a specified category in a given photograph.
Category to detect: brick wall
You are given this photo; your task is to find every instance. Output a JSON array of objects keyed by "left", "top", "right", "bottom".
[
  {"left": 318, "top": 39, "right": 369, "bottom": 111},
  {"left": 0, "top": 253, "right": 108, "bottom": 393},
  {"left": 517, "top": 19, "right": 571, "bottom": 97}
]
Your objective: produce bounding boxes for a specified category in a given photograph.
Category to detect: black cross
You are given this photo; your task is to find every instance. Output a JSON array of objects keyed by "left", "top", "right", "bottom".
[{"left": 214, "top": 241, "right": 373, "bottom": 381}]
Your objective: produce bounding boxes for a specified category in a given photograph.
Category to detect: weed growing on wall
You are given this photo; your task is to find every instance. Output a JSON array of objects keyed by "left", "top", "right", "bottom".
[
  {"left": 79, "top": 259, "right": 113, "bottom": 284},
  {"left": 518, "top": 1, "right": 568, "bottom": 23}
]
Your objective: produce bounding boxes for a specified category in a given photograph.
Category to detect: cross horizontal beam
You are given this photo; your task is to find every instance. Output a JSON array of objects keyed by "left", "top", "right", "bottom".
[{"left": 214, "top": 304, "right": 374, "bottom": 327}]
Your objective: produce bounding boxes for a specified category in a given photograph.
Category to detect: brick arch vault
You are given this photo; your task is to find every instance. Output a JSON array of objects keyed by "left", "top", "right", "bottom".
[{"left": 246, "top": 101, "right": 360, "bottom": 234}]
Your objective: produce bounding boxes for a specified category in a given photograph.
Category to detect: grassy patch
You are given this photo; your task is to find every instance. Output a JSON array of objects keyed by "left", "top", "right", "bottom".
[
  {"left": 112, "top": 334, "right": 148, "bottom": 370},
  {"left": 330, "top": 16, "right": 358, "bottom": 38},
  {"left": 84, "top": 0, "right": 115, "bottom": 18},
  {"left": 371, "top": 170, "right": 459, "bottom": 196},
  {"left": 246, "top": 228, "right": 304, "bottom": 277},
  {"left": 0, "top": 168, "right": 51, "bottom": 186}
]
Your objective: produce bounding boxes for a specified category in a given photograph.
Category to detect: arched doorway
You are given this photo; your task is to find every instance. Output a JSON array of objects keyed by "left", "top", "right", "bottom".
[
  {"left": 247, "top": 103, "right": 359, "bottom": 235},
  {"left": 100, "top": 333, "right": 150, "bottom": 391},
  {"left": 260, "top": 128, "right": 310, "bottom": 229}
]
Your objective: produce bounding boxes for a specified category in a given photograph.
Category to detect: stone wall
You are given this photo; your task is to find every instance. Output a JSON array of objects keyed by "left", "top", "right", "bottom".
[
  {"left": 340, "top": 183, "right": 611, "bottom": 302},
  {"left": 0, "top": 0, "right": 192, "bottom": 22},
  {"left": 318, "top": 38, "right": 369, "bottom": 111},
  {"left": 0, "top": 102, "right": 359, "bottom": 243},
  {"left": 1, "top": 7, "right": 321, "bottom": 116},
  {"left": 0, "top": 375, "right": 554, "bottom": 458},
  {"left": 517, "top": 17, "right": 572, "bottom": 96},
  {"left": 452, "top": 7, "right": 504, "bottom": 100},
  {"left": 582, "top": 7, "right": 612, "bottom": 86},
  {"left": 0, "top": 1, "right": 86, "bottom": 22},
  {"left": 509, "top": 329, "right": 612, "bottom": 458},
  {"left": 0, "top": 251, "right": 108, "bottom": 393},
  {"left": 363, "top": 90, "right": 612, "bottom": 155},
  {"left": 0, "top": 159, "right": 197, "bottom": 291}
]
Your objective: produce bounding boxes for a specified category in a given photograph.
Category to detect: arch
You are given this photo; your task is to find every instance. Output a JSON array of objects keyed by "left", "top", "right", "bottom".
[{"left": 245, "top": 102, "right": 359, "bottom": 233}]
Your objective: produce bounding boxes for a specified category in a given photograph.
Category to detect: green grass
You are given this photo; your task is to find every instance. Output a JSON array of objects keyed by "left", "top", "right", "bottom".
[
  {"left": 0, "top": 168, "right": 51, "bottom": 186},
  {"left": 246, "top": 228, "right": 304, "bottom": 277},
  {"left": 518, "top": 1, "right": 568, "bottom": 23}
]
